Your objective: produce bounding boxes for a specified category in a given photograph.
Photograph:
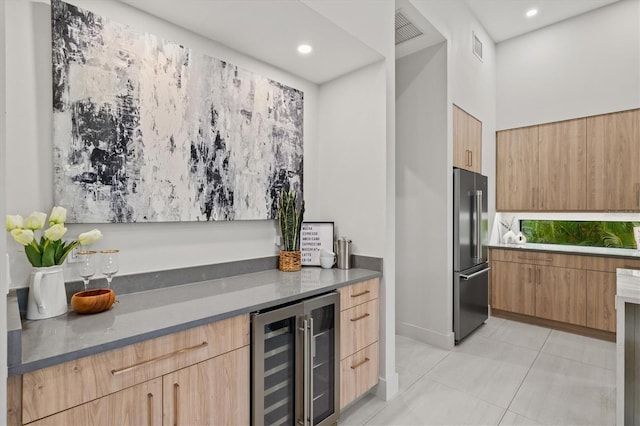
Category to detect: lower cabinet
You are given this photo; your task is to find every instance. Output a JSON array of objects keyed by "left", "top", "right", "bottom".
[
  {"left": 338, "top": 278, "right": 380, "bottom": 409},
  {"left": 490, "top": 248, "right": 640, "bottom": 336},
  {"left": 162, "top": 346, "right": 250, "bottom": 426},
  {"left": 535, "top": 266, "right": 586, "bottom": 326},
  {"left": 586, "top": 271, "right": 617, "bottom": 333},
  {"left": 11, "top": 314, "right": 250, "bottom": 426},
  {"left": 28, "top": 379, "right": 163, "bottom": 426},
  {"left": 491, "top": 261, "right": 535, "bottom": 316}
]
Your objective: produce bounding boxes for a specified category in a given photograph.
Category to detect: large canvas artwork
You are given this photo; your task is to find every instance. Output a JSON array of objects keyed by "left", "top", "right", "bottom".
[{"left": 51, "top": 0, "right": 303, "bottom": 223}]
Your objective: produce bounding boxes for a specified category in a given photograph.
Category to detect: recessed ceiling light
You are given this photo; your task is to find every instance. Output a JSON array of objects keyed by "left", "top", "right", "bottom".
[
  {"left": 297, "top": 44, "right": 312, "bottom": 55},
  {"left": 526, "top": 8, "right": 538, "bottom": 18}
]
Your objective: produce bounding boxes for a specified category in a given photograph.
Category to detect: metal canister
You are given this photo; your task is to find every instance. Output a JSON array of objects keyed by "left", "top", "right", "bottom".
[{"left": 335, "top": 237, "right": 352, "bottom": 270}]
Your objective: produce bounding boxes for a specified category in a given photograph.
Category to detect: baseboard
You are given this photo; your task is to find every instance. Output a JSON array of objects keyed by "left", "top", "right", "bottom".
[
  {"left": 396, "top": 321, "right": 455, "bottom": 350},
  {"left": 492, "top": 309, "right": 616, "bottom": 342},
  {"left": 374, "top": 372, "right": 399, "bottom": 401}
]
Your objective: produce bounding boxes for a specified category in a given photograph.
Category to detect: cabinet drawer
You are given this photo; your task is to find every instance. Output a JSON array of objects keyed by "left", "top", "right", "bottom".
[
  {"left": 339, "top": 278, "right": 380, "bottom": 311},
  {"left": 22, "top": 314, "right": 249, "bottom": 424},
  {"left": 490, "top": 249, "right": 583, "bottom": 268},
  {"left": 340, "top": 342, "right": 379, "bottom": 409},
  {"left": 340, "top": 300, "right": 379, "bottom": 359}
]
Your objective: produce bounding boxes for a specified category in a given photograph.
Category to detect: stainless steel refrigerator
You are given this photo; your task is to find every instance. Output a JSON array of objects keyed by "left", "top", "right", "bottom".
[
  {"left": 453, "top": 168, "right": 489, "bottom": 343},
  {"left": 251, "top": 292, "right": 340, "bottom": 426}
]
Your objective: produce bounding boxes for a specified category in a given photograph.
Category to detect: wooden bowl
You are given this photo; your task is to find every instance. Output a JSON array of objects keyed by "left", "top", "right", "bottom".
[{"left": 71, "top": 289, "right": 115, "bottom": 314}]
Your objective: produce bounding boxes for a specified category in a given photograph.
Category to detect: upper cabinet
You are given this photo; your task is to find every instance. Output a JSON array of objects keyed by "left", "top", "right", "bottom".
[
  {"left": 496, "top": 126, "right": 539, "bottom": 211},
  {"left": 538, "top": 118, "right": 587, "bottom": 210},
  {"left": 587, "top": 109, "right": 640, "bottom": 211},
  {"left": 496, "top": 109, "right": 639, "bottom": 212},
  {"left": 453, "top": 104, "right": 482, "bottom": 173}
]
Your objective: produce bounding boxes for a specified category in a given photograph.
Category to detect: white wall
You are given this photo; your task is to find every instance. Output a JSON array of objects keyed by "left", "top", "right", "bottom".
[
  {"left": 306, "top": 0, "right": 399, "bottom": 400},
  {"left": 497, "top": 0, "right": 640, "bottom": 130},
  {"left": 398, "top": 0, "right": 496, "bottom": 348},
  {"left": 5, "top": 0, "right": 319, "bottom": 286},
  {"left": 396, "top": 42, "right": 450, "bottom": 346},
  {"left": 0, "top": 0, "right": 7, "bottom": 420}
]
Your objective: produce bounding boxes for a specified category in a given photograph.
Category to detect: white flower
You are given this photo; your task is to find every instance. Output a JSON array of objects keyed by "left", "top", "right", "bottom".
[
  {"left": 49, "top": 206, "right": 67, "bottom": 225},
  {"left": 6, "top": 215, "right": 23, "bottom": 231},
  {"left": 10, "top": 229, "right": 34, "bottom": 246},
  {"left": 44, "top": 224, "right": 67, "bottom": 241},
  {"left": 78, "top": 229, "right": 103, "bottom": 245},
  {"left": 24, "top": 212, "right": 47, "bottom": 230}
]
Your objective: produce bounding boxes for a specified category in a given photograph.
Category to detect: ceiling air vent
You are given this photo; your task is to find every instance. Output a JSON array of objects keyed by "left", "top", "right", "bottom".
[{"left": 395, "top": 10, "right": 423, "bottom": 45}]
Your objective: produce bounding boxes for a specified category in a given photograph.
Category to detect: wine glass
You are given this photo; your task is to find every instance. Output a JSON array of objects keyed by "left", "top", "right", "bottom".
[
  {"left": 100, "top": 250, "right": 119, "bottom": 289},
  {"left": 77, "top": 251, "right": 97, "bottom": 290}
]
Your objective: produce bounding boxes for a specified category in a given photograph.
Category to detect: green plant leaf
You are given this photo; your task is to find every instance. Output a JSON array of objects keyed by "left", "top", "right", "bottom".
[
  {"left": 42, "top": 243, "right": 56, "bottom": 267},
  {"left": 25, "top": 245, "right": 41, "bottom": 267}
]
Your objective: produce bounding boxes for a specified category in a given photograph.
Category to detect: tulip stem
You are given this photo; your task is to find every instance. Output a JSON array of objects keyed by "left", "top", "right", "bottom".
[{"left": 29, "top": 241, "right": 41, "bottom": 254}]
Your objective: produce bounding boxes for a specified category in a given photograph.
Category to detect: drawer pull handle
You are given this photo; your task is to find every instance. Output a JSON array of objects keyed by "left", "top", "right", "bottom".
[
  {"left": 351, "top": 357, "right": 370, "bottom": 369},
  {"left": 350, "top": 313, "right": 370, "bottom": 322},
  {"left": 111, "top": 341, "right": 209, "bottom": 376},
  {"left": 517, "top": 255, "right": 552, "bottom": 262},
  {"left": 147, "top": 393, "right": 154, "bottom": 426},
  {"left": 351, "top": 290, "right": 371, "bottom": 298},
  {"left": 173, "top": 383, "right": 180, "bottom": 426}
]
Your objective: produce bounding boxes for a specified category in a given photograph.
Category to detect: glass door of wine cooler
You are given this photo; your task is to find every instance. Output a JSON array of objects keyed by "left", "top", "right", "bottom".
[
  {"left": 303, "top": 292, "right": 340, "bottom": 426},
  {"left": 252, "top": 303, "right": 304, "bottom": 426}
]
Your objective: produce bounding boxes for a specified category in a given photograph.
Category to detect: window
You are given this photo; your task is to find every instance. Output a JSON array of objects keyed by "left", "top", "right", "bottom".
[{"left": 520, "top": 220, "right": 638, "bottom": 249}]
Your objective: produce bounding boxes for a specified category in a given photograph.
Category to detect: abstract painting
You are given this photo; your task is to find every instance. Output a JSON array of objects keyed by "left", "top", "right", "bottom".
[{"left": 51, "top": 0, "right": 303, "bottom": 223}]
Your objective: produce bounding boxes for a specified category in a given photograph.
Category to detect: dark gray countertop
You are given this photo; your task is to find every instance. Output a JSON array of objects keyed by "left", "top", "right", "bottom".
[
  {"left": 489, "top": 242, "right": 640, "bottom": 259},
  {"left": 8, "top": 267, "right": 381, "bottom": 375}
]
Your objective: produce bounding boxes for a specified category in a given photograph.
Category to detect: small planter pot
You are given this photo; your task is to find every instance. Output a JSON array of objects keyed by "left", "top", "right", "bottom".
[{"left": 279, "top": 250, "right": 301, "bottom": 272}]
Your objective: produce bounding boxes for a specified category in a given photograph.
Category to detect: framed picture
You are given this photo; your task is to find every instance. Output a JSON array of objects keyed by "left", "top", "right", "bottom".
[{"left": 300, "top": 222, "right": 334, "bottom": 266}]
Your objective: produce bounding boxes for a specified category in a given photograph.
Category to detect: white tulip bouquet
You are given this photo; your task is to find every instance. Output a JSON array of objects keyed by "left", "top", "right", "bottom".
[{"left": 6, "top": 206, "right": 102, "bottom": 268}]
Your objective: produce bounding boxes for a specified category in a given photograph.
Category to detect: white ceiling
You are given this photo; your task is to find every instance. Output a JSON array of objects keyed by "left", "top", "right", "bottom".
[
  {"left": 119, "top": 0, "right": 383, "bottom": 85},
  {"left": 464, "top": 0, "right": 620, "bottom": 43}
]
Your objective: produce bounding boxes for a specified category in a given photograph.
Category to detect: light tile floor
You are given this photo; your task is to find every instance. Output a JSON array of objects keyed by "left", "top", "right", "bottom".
[{"left": 339, "top": 317, "right": 616, "bottom": 425}]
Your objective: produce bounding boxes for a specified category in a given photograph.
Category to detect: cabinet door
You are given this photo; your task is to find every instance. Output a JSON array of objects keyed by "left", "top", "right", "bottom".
[
  {"left": 29, "top": 378, "right": 162, "bottom": 426},
  {"left": 453, "top": 105, "right": 471, "bottom": 170},
  {"left": 453, "top": 105, "right": 482, "bottom": 173},
  {"left": 490, "top": 260, "right": 535, "bottom": 316},
  {"left": 162, "top": 346, "right": 249, "bottom": 426},
  {"left": 468, "top": 112, "right": 482, "bottom": 173},
  {"left": 538, "top": 118, "right": 587, "bottom": 210},
  {"left": 536, "top": 266, "right": 586, "bottom": 326},
  {"left": 587, "top": 109, "right": 640, "bottom": 211},
  {"left": 586, "top": 271, "right": 617, "bottom": 332},
  {"left": 496, "top": 127, "right": 539, "bottom": 211}
]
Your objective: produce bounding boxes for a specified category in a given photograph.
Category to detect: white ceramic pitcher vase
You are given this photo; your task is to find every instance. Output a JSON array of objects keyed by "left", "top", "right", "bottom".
[{"left": 26, "top": 265, "right": 68, "bottom": 320}]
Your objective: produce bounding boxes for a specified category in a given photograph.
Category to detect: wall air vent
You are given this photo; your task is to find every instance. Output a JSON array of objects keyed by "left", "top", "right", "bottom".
[
  {"left": 395, "top": 10, "right": 423, "bottom": 45},
  {"left": 472, "top": 31, "right": 483, "bottom": 61}
]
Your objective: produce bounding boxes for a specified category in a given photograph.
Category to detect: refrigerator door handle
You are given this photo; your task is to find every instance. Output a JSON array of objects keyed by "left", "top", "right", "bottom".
[
  {"left": 474, "top": 190, "right": 483, "bottom": 262},
  {"left": 459, "top": 267, "right": 491, "bottom": 280}
]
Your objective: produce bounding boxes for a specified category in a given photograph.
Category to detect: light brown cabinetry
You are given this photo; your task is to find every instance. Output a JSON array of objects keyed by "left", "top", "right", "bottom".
[
  {"left": 453, "top": 104, "right": 482, "bottom": 173},
  {"left": 535, "top": 266, "right": 586, "bottom": 326},
  {"left": 162, "top": 346, "right": 249, "bottom": 426},
  {"left": 28, "top": 379, "right": 163, "bottom": 426},
  {"left": 496, "top": 109, "right": 640, "bottom": 212},
  {"left": 490, "top": 248, "right": 640, "bottom": 338},
  {"left": 13, "top": 314, "right": 250, "bottom": 425},
  {"left": 496, "top": 126, "right": 539, "bottom": 211},
  {"left": 538, "top": 119, "right": 587, "bottom": 210},
  {"left": 338, "top": 278, "right": 380, "bottom": 409},
  {"left": 490, "top": 260, "right": 535, "bottom": 316},
  {"left": 586, "top": 271, "right": 617, "bottom": 333},
  {"left": 496, "top": 119, "right": 587, "bottom": 211},
  {"left": 587, "top": 109, "right": 640, "bottom": 211}
]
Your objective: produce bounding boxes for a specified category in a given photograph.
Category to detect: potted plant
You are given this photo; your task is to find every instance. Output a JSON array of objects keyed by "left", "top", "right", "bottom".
[{"left": 277, "top": 189, "right": 305, "bottom": 272}]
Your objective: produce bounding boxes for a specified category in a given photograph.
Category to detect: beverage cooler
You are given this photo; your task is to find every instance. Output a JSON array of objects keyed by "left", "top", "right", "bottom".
[{"left": 251, "top": 292, "right": 340, "bottom": 426}]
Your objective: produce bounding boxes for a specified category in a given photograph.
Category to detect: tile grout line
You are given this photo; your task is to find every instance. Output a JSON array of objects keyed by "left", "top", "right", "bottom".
[{"left": 498, "top": 330, "right": 553, "bottom": 424}]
